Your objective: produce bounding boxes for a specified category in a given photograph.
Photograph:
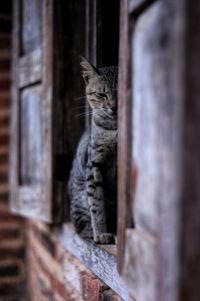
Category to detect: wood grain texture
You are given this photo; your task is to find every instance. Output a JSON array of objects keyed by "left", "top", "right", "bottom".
[
  {"left": 132, "top": 0, "right": 183, "bottom": 235},
  {"left": 18, "top": 49, "right": 42, "bottom": 88},
  {"left": 123, "top": 229, "right": 157, "bottom": 300},
  {"left": 40, "top": 0, "right": 53, "bottom": 221},
  {"left": 122, "top": 0, "right": 185, "bottom": 300},
  {"left": 10, "top": 0, "right": 20, "bottom": 212},
  {"left": 10, "top": 0, "right": 63, "bottom": 222},
  {"left": 180, "top": 1, "right": 200, "bottom": 300},
  {"left": 20, "top": 85, "right": 43, "bottom": 185},
  {"left": 21, "top": 0, "right": 42, "bottom": 55},
  {"left": 58, "top": 223, "right": 136, "bottom": 301},
  {"left": 117, "top": 0, "right": 133, "bottom": 273}
]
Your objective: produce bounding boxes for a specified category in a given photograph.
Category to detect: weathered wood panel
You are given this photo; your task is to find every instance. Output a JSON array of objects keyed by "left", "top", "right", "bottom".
[
  {"left": 58, "top": 224, "right": 136, "bottom": 301},
  {"left": 180, "top": 1, "right": 200, "bottom": 300},
  {"left": 123, "top": 229, "right": 157, "bottom": 300},
  {"left": 10, "top": 0, "right": 64, "bottom": 222},
  {"left": 122, "top": 0, "right": 185, "bottom": 300},
  {"left": 41, "top": 0, "right": 54, "bottom": 220},
  {"left": 133, "top": 1, "right": 183, "bottom": 234},
  {"left": 20, "top": 85, "right": 43, "bottom": 185},
  {"left": 10, "top": 0, "right": 20, "bottom": 211},
  {"left": 117, "top": 0, "right": 133, "bottom": 273},
  {"left": 19, "top": 49, "right": 42, "bottom": 87},
  {"left": 21, "top": 0, "right": 42, "bottom": 55}
]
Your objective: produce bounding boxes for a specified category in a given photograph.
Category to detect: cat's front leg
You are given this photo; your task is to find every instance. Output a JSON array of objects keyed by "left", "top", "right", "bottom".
[{"left": 86, "top": 161, "right": 115, "bottom": 244}]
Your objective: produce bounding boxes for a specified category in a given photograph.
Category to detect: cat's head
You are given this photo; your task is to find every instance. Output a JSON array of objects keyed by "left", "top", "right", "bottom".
[{"left": 80, "top": 57, "right": 118, "bottom": 121}]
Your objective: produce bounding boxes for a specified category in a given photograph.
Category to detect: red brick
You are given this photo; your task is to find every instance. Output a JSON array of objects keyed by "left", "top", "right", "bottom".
[
  {"left": 0, "top": 90, "right": 10, "bottom": 102},
  {"left": 0, "top": 228, "right": 21, "bottom": 241},
  {"left": 0, "top": 192, "right": 8, "bottom": 204},
  {"left": 0, "top": 247, "right": 25, "bottom": 260},
  {"left": 81, "top": 272, "right": 108, "bottom": 301},
  {"left": 30, "top": 222, "right": 56, "bottom": 257},
  {"left": 0, "top": 183, "right": 9, "bottom": 193},
  {"left": 53, "top": 279, "right": 68, "bottom": 298},
  {"left": 0, "top": 33, "right": 11, "bottom": 51},
  {"left": 0, "top": 115, "right": 9, "bottom": 127},
  {"left": 0, "top": 126, "right": 9, "bottom": 135},
  {"left": 0, "top": 60, "right": 10, "bottom": 71},
  {"left": 0, "top": 281, "right": 26, "bottom": 297},
  {"left": 0, "top": 171, "right": 8, "bottom": 183},
  {"left": 0, "top": 145, "right": 9, "bottom": 155},
  {"left": 0, "top": 49, "right": 11, "bottom": 60},
  {"left": 0, "top": 157, "right": 8, "bottom": 166},
  {"left": 0, "top": 213, "right": 25, "bottom": 224},
  {"left": 0, "top": 79, "right": 10, "bottom": 90},
  {"left": 0, "top": 263, "right": 19, "bottom": 278},
  {"left": 0, "top": 134, "right": 9, "bottom": 145},
  {"left": 0, "top": 261, "right": 25, "bottom": 285},
  {"left": 0, "top": 96, "right": 10, "bottom": 108},
  {"left": 0, "top": 108, "right": 9, "bottom": 118}
]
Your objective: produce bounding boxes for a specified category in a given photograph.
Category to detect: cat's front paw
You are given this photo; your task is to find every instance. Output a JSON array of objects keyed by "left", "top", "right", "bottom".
[{"left": 94, "top": 233, "right": 115, "bottom": 244}]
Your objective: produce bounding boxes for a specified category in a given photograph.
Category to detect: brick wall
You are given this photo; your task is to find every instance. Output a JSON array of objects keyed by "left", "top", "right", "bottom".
[
  {"left": 0, "top": 1, "right": 27, "bottom": 300},
  {"left": 27, "top": 221, "right": 123, "bottom": 301}
]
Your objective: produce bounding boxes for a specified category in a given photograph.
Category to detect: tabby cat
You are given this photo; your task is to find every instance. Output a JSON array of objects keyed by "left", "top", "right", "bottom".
[{"left": 68, "top": 57, "right": 118, "bottom": 244}]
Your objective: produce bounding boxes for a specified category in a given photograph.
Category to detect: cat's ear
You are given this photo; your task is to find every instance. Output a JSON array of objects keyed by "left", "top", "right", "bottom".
[{"left": 80, "top": 56, "right": 100, "bottom": 84}]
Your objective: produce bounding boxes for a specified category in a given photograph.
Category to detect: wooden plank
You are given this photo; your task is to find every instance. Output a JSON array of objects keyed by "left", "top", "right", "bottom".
[
  {"left": 123, "top": 0, "right": 185, "bottom": 300},
  {"left": 18, "top": 49, "right": 42, "bottom": 88},
  {"left": 20, "top": 85, "right": 43, "bottom": 186},
  {"left": 180, "top": 1, "right": 200, "bottom": 300},
  {"left": 40, "top": 0, "right": 54, "bottom": 221},
  {"left": 132, "top": 0, "right": 183, "bottom": 237},
  {"left": 58, "top": 223, "right": 136, "bottom": 301},
  {"left": 123, "top": 229, "right": 157, "bottom": 300},
  {"left": 12, "top": 187, "right": 49, "bottom": 222},
  {"left": 19, "top": 187, "right": 40, "bottom": 207},
  {"left": 12, "top": 187, "right": 54, "bottom": 223},
  {"left": 117, "top": 0, "right": 133, "bottom": 273},
  {"left": 21, "top": 0, "right": 42, "bottom": 54},
  {"left": 10, "top": 0, "right": 20, "bottom": 211},
  {"left": 10, "top": 0, "right": 58, "bottom": 222}
]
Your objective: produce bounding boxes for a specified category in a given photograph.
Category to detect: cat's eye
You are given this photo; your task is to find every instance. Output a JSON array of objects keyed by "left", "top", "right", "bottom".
[{"left": 95, "top": 92, "right": 107, "bottom": 99}]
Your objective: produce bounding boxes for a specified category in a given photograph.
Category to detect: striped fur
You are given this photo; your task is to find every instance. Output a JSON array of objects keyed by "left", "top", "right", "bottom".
[{"left": 68, "top": 58, "right": 118, "bottom": 244}]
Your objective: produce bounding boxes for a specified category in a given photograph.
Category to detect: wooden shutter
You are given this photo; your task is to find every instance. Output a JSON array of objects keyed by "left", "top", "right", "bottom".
[
  {"left": 117, "top": 0, "right": 134, "bottom": 272},
  {"left": 118, "top": 0, "right": 200, "bottom": 300},
  {"left": 10, "top": 0, "right": 64, "bottom": 222}
]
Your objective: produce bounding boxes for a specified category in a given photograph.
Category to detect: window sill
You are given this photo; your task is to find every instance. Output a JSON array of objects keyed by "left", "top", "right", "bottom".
[{"left": 57, "top": 223, "right": 135, "bottom": 301}]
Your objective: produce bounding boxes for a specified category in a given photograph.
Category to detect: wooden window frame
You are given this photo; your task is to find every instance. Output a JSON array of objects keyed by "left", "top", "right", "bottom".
[
  {"left": 10, "top": 1, "right": 138, "bottom": 300},
  {"left": 59, "top": 1, "right": 200, "bottom": 301},
  {"left": 117, "top": 0, "right": 158, "bottom": 273},
  {"left": 55, "top": 1, "right": 137, "bottom": 300},
  {"left": 57, "top": 0, "right": 200, "bottom": 300},
  {"left": 10, "top": 0, "right": 64, "bottom": 222}
]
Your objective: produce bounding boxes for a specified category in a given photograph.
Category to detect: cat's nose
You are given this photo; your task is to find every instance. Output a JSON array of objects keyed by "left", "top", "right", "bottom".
[{"left": 111, "top": 106, "right": 117, "bottom": 114}]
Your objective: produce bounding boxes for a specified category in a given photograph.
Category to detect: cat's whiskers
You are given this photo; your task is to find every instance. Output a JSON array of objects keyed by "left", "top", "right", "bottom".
[
  {"left": 72, "top": 105, "right": 87, "bottom": 111},
  {"left": 73, "top": 96, "right": 87, "bottom": 101},
  {"left": 75, "top": 111, "right": 93, "bottom": 119}
]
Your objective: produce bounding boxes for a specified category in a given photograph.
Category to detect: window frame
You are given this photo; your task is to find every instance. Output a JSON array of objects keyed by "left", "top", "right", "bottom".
[
  {"left": 55, "top": 0, "right": 135, "bottom": 299},
  {"left": 10, "top": 0, "right": 136, "bottom": 299},
  {"left": 10, "top": 0, "right": 65, "bottom": 222}
]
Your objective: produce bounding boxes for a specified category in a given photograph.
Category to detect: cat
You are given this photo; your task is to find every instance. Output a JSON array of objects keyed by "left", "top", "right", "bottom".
[{"left": 68, "top": 57, "right": 118, "bottom": 244}]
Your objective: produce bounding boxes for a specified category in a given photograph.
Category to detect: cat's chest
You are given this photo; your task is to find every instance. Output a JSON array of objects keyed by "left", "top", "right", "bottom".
[{"left": 91, "top": 126, "right": 117, "bottom": 152}]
